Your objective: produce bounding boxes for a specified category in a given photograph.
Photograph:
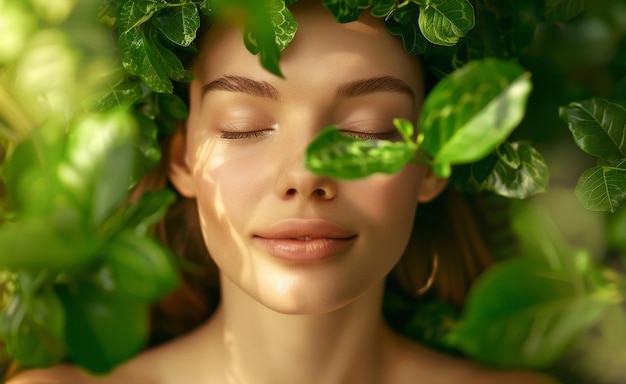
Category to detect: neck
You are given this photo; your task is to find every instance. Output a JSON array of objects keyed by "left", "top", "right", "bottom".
[{"left": 205, "top": 274, "right": 393, "bottom": 384}]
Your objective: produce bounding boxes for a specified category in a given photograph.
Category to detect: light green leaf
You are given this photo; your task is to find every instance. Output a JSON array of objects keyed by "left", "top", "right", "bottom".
[
  {"left": 370, "top": 0, "right": 395, "bottom": 18},
  {"left": 420, "top": 59, "right": 532, "bottom": 175},
  {"left": 86, "top": 82, "right": 143, "bottom": 113},
  {"left": 306, "top": 125, "right": 417, "bottom": 180},
  {"left": 418, "top": 0, "right": 475, "bottom": 46},
  {"left": 575, "top": 160, "right": 626, "bottom": 213},
  {"left": 59, "top": 111, "right": 137, "bottom": 226},
  {"left": 445, "top": 255, "right": 610, "bottom": 368},
  {"left": 560, "top": 98, "right": 626, "bottom": 162},
  {"left": 152, "top": 3, "right": 200, "bottom": 47}
]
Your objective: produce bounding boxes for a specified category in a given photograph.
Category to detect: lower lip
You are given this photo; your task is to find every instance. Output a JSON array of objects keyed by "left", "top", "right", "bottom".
[{"left": 252, "top": 236, "right": 356, "bottom": 262}]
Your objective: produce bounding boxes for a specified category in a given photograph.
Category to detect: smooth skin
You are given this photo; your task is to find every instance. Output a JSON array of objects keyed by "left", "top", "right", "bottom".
[{"left": 10, "top": 2, "right": 558, "bottom": 383}]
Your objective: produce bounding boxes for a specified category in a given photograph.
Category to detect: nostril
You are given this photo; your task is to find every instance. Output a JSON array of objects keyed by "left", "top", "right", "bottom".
[
  {"left": 286, "top": 188, "right": 297, "bottom": 196},
  {"left": 314, "top": 189, "right": 326, "bottom": 197}
]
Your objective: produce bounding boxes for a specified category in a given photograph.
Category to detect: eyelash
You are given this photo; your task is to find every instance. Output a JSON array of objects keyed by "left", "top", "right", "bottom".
[
  {"left": 341, "top": 130, "right": 402, "bottom": 141},
  {"left": 219, "top": 130, "right": 272, "bottom": 140}
]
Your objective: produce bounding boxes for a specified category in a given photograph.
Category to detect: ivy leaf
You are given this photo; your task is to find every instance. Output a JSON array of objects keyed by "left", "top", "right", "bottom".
[
  {"left": 420, "top": 59, "right": 532, "bottom": 177},
  {"left": 306, "top": 122, "right": 418, "bottom": 180},
  {"left": 370, "top": 0, "right": 395, "bottom": 18},
  {"left": 544, "top": 0, "right": 585, "bottom": 22},
  {"left": 418, "top": 0, "right": 475, "bottom": 46},
  {"left": 575, "top": 159, "right": 626, "bottom": 213},
  {"left": 560, "top": 98, "right": 626, "bottom": 162},
  {"left": 386, "top": 3, "right": 428, "bottom": 55},
  {"left": 322, "top": 0, "right": 366, "bottom": 23},
  {"left": 152, "top": 3, "right": 200, "bottom": 47},
  {"left": 0, "top": 290, "right": 66, "bottom": 367},
  {"left": 445, "top": 254, "right": 610, "bottom": 368},
  {"left": 452, "top": 141, "right": 549, "bottom": 199}
]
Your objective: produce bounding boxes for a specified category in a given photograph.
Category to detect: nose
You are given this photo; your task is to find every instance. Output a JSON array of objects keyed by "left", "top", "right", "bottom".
[{"left": 275, "top": 159, "right": 338, "bottom": 201}]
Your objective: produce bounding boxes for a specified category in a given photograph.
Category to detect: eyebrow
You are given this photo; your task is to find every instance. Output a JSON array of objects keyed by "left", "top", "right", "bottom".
[
  {"left": 201, "top": 75, "right": 279, "bottom": 99},
  {"left": 201, "top": 75, "right": 415, "bottom": 101}
]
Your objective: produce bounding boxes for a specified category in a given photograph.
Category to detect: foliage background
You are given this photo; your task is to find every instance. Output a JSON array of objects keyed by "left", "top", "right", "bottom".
[{"left": 0, "top": 0, "right": 625, "bottom": 383}]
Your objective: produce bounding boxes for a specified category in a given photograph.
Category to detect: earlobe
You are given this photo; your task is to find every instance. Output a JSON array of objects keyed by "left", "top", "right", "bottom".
[
  {"left": 168, "top": 129, "right": 196, "bottom": 198},
  {"left": 417, "top": 167, "right": 449, "bottom": 203}
]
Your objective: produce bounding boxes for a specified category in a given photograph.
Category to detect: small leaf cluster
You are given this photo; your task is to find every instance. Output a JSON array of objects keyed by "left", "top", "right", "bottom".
[
  {"left": 0, "top": 0, "right": 181, "bottom": 373},
  {"left": 561, "top": 98, "right": 626, "bottom": 213},
  {"left": 306, "top": 58, "right": 549, "bottom": 200}
]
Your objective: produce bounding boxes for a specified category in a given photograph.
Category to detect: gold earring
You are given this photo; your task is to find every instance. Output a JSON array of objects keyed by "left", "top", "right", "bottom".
[{"left": 416, "top": 252, "right": 438, "bottom": 295}]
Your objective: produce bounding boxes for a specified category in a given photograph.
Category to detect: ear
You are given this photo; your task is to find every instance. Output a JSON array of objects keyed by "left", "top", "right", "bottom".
[
  {"left": 417, "top": 167, "right": 449, "bottom": 203},
  {"left": 168, "top": 128, "right": 196, "bottom": 198}
]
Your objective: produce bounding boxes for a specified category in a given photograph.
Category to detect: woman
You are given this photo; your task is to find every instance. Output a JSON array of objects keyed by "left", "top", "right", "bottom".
[{"left": 9, "top": 1, "right": 556, "bottom": 383}]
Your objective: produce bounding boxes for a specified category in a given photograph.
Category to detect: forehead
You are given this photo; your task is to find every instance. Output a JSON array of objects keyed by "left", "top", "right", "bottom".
[{"left": 194, "top": 4, "right": 423, "bottom": 96}]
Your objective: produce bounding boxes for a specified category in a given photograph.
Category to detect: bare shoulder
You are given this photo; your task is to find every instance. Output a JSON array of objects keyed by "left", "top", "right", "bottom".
[
  {"left": 7, "top": 364, "right": 95, "bottom": 384},
  {"left": 384, "top": 329, "right": 560, "bottom": 384}
]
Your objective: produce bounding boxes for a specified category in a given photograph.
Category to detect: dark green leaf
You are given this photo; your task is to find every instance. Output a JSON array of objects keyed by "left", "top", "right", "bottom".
[
  {"left": 153, "top": 3, "right": 200, "bottom": 47},
  {"left": 322, "top": 0, "right": 366, "bottom": 23},
  {"left": 418, "top": 0, "right": 475, "bottom": 47},
  {"left": 306, "top": 125, "right": 417, "bottom": 180},
  {"left": 133, "top": 112, "right": 161, "bottom": 181},
  {"left": 0, "top": 290, "right": 66, "bottom": 367},
  {"left": 452, "top": 141, "right": 549, "bottom": 199},
  {"left": 157, "top": 92, "right": 189, "bottom": 120},
  {"left": 544, "top": 0, "right": 584, "bottom": 22},
  {"left": 385, "top": 3, "right": 428, "bottom": 55},
  {"left": 101, "top": 231, "right": 179, "bottom": 302},
  {"left": 445, "top": 255, "right": 610, "bottom": 368},
  {"left": 560, "top": 98, "right": 626, "bottom": 162},
  {"left": 420, "top": 59, "right": 532, "bottom": 177},
  {"left": 58, "top": 284, "right": 148, "bottom": 374},
  {"left": 575, "top": 159, "right": 626, "bottom": 213}
]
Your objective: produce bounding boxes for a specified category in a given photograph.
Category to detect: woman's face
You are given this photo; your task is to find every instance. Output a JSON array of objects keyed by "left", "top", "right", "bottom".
[{"left": 170, "top": 3, "right": 445, "bottom": 314}]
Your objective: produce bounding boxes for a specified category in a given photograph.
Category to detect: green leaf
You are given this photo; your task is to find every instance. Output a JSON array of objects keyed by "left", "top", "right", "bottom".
[
  {"left": 322, "top": 0, "right": 366, "bottom": 23},
  {"left": 385, "top": 3, "right": 428, "bottom": 55},
  {"left": 453, "top": 141, "right": 549, "bottom": 199},
  {"left": 58, "top": 284, "right": 148, "bottom": 374},
  {"left": 370, "top": 0, "right": 395, "bottom": 18},
  {"left": 418, "top": 0, "right": 475, "bottom": 46},
  {"left": 100, "top": 189, "right": 176, "bottom": 238},
  {"left": 544, "top": 0, "right": 584, "bottom": 22},
  {"left": 560, "top": 98, "right": 626, "bottom": 162},
  {"left": 0, "top": 289, "right": 66, "bottom": 367},
  {"left": 60, "top": 111, "right": 137, "bottom": 226},
  {"left": 0, "top": 208, "right": 98, "bottom": 270},
  {"left": 575, "top": 159, "right": 626, "bottom": 213},
  {"left": 445, "top": 255, "right": 610, "bottom": 368},
  {"left": 132, "top": 112, "right": 162, "bottom": 181},
  {"left": 157, "top": 92, "right": 189, "bottom": 120},
  {"left": 152, "top": 3, "right": 200, "bottom": 47},
  {"left": 420, "top": 59, "right": 532, "bottom": 176},
  {"left": 85, "top": 81, "right": 143, "bottom": 113},
  {"left": 306, "top": 125, "right": 417, "bottom": 180},
  {"left": 100, "top": 231, "right": 179, "bottom": 302}
]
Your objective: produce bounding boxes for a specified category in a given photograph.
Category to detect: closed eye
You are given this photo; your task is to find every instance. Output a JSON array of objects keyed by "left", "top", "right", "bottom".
[
  {"left": 340, "top": 130, "right": 402, "bottom": 141},
  {"left": 219, "top": 130, "right": 273, "bottom": 140}
]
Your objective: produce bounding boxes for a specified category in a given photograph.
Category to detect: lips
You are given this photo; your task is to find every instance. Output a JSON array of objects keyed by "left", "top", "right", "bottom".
[{"left": 253, "top": 219, "right": 357, "bottom": 262}]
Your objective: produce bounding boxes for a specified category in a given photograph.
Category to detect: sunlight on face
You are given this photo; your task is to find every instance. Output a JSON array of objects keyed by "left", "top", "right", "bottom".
[{"left": 175, "top": 3, "right": 430, "bottom": 315}]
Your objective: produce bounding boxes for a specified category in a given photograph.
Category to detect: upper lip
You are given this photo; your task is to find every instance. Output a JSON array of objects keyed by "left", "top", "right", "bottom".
[{"left": 254, "top": 218, "right": 357, "bottom": 240}]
